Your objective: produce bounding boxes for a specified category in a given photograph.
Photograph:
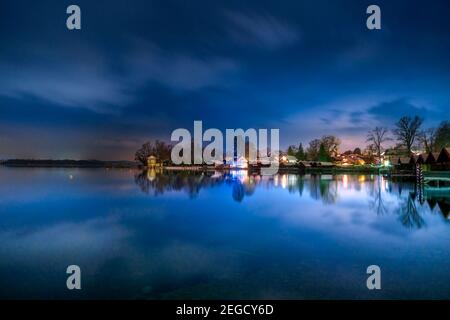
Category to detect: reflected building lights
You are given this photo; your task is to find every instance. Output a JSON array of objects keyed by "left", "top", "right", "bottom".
[
  {"left": 288, "top": 174, "right": 298, "bottom": 187},
  {"left": 273, "top": 175, "right": 279, "bottom": 187},
  {"left": 281, "top": 175, "right": 287, "bottom": 189},
  {"left": 343, "top": 175, "right": 348, "bottom": 189},
  {"left": 133, "top": 170, "right": 450, "bottom": 219},
  {"left": 231, "top": 170, "right": 248, "bottom": 182}
]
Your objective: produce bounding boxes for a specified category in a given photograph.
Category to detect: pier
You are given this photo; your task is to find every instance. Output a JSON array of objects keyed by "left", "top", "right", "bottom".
[{"left": 423, "top": 172, "right": 450, "bottom": 186}]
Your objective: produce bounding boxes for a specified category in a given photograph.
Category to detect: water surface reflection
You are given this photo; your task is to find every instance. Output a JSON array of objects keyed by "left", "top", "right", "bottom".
[
  {"left": 0, "top": 168, "right": 449, "bottom": 299},
  {"left": 135, "top": 170, "right": 450, "bottom": 226}
]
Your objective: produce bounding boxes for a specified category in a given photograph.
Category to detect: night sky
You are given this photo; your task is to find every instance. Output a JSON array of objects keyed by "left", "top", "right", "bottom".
[{"left": 1, "top": 0, "right": 449, "bottom": 160}]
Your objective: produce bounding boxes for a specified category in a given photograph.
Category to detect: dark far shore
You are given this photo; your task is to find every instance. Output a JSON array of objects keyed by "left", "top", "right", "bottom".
[{"left": 0, "top": 159, "right": 140, "bottom": 168}]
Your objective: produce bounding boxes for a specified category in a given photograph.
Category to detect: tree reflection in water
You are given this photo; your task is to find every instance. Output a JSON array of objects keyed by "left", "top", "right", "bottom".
[
  {"left": 134, "top": 170, "right": 450, "bottom": 225},
  {"left": 399, "top": 192, "right": 426, "bottom": 229},
  {"left": 309, "top": 174, "right": 338, "bottom": 204},
  {"left": 368, "top": 176, "right": 388, "bottom": 216},
  {"left": 134, "top": 169, "right": 223, "bottom": 198}
]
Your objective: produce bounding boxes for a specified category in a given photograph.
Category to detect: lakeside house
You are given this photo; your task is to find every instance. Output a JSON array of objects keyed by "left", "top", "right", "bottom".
[
  {"left": 147, "top": 155, "right": 162, "bottom": 168},
  {"left": 409, "top": 154, "right": 419, "bottom": 166},
  {"left": 233, "top": 156, "right": 248, "bottom": 169},
  {"left": 143, "top": 146, "right": 450, "bottom": 173},
  {"left": 397, "top": 157, "right": 412, "bottom": 169},
  {"left": 394, "top": 147, "right": 450, "bottom": 171},
  {"left": 337, "top": 153, "right": 366, "bottom": 166},
  {"left": 416, "top": 153, "right": 426, "bottom": 165},
  {"left": 430, "top": 147, "right": 450, "bottom": 170},
  {"left": 437, "top": 148, "right": 450, "bottom": 163},
  {"left": 313, "top": 161, "right": 335, "bottom": 168},
  {"left": 383, "top": 148, "right": 411, "bottom": 164},
  {"left": 298, "top": 161, "right": 312, "bottom": 169},
  {"left": 217, "top": 155, "right": 249, "bottom": 169},
  {"left": 300, "top": 161, "right": 335, "bottom": 168},
  {"left": 281, "top": 155, "right": 298, "bottom": 165},
  {"left": 425, "top": 152, "right": 441, "bottom": 165}
]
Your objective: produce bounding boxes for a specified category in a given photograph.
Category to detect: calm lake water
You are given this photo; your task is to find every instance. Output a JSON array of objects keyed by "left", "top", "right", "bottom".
[{"left": 0, "top": 167, "right": 449, "bottom": 299}]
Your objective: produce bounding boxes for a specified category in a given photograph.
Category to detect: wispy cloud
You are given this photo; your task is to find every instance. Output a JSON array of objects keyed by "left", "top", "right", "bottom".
[
  {"left": 225, "top": 11, "right": 300, "bottom": 49},
  {"left": 0, "top": 61, "right": 132, "bottom": 114},
  {"left": 126, "top": 40, "right": 239, "bottom": 91},
  {"left": 366, "top": 99, "right": 429, "bottom": 121},
  {"left": 0, "top": 41, "right": 239, "bottom": 114}
]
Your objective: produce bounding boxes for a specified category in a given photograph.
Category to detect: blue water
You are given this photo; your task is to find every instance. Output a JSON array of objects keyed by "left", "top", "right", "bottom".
[{"left": 0, "top": 167, "right": 449, "bottom": 299}]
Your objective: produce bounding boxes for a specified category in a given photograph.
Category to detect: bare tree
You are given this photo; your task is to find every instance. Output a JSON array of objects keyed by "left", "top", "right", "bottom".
[
  {"left": 135, "top": 142, "right": 154, "bottom": 165},
  {"left": 154, "top": 140, "right": 172, "bottom": 162},
  {"left": 321, "top": 135, "right": 341, "bottom": 158},
  {"left": 307, "top": 139, "right": 321, "bottom": 160},
  {"left": 435, "top": 121, "right": 450, "bottom": 150},
  {"left": 134, "top": 140, "right": 172, "bottom": 165},
  {"left": 393, "top": 116, "right": 423, "bottom": 153},
  {"left": 307, "top": 136, "right": 341, "bottom": 160},
  {"left": 419, "top": 128, "right": 437, "bottom": 152},
  {"left": 366, "top": 127, "right": 391, "bottom": 158}
]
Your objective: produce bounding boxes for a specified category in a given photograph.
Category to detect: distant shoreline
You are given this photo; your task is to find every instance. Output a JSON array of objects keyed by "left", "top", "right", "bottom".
[{"left": 0, "top": 159, "right": 140, "bottom": 168}]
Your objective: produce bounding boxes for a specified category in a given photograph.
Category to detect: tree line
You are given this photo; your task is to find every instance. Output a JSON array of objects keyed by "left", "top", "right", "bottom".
[
  {"left": 367, "top": 117, "right": 449, "bottom": 156},
  {"left": 286, "top": 116, "right": 449, "bottom": 162},
  {"left": 286, "top": 135, "right": 340, "bottom": 162},
  {"left": 134, "top": 116, "right": 450, "bottom": 165}
]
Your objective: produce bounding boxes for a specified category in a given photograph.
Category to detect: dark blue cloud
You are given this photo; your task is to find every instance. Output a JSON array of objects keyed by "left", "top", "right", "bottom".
[
  {"left": 367, "top": 99, "right": 428, "bottom": 120},
  {"left": 366, "top": 99, "right": 446, "bottom": 125}
]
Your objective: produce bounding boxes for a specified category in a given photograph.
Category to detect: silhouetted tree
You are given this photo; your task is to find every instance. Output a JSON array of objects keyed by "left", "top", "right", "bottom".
[
  {"left": 296, "top": 143, "right": 306, "bottom": 160},
  {"left": 435, "top": 121, "right": 450, "bottom": 150},
  {"left": 393, "top": 116, "right": 423, "bottom": 153},
  {"left": 366, "top": 126, "right": 391, "bottom": 159},
  {"left": 307, "top": 136, "right": 340, "bottom": 160},
  {"left": 154, "top": 140, "right": 172, "bottom": 162},
  {"left": 307, "top": 139, "right": 321, "bottom": 160},
  {"left": 321, "top": 135, "right": 341, "bottom": 158},
  {"left": 419, "top": 128, "right": 437, "bottom": 152},
  {"left": 135, "top": 142, "right": 154, "bottom": 165},
  {"left": 134, "top": 140, "right": 172, "bottom": 165},
  {"left": 318, "top": 143, "right": 330, "bottom": 161},
  {"left": 287, "top": 145, "right": 297, "bottom": 156}
]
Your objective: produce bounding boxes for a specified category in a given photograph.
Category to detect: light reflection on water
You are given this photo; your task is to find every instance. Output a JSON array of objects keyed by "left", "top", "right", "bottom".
[
  {"left": 135, "top": 169, "right": 449, "bottom": 223},
  {"left": 0, "top": 168, "right": 449, "bottom": 299}
]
